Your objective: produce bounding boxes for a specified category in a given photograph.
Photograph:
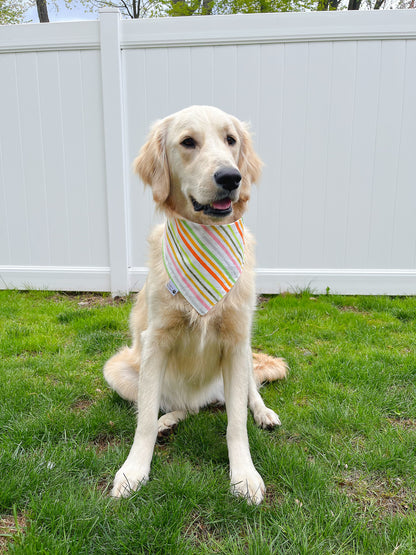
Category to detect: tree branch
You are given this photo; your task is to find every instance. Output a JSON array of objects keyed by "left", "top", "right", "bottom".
[{"left": 118, "top": 0, "right": 134, "bottom": 17}]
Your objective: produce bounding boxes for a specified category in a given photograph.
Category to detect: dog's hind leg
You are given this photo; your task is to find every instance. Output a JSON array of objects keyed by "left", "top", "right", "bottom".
[
  {"left": 248, "top": 352, "right": 286, "bottom": 429},
  {"left": 103, "top": 287, "right": 148, "bottom": 402},
  {"left": 248, "top": 370, "right": 281, "bottom": 429},
  {"left": 157, "top": 410, "right": 187, "bottom": 437},
  {"left": 103, "top": 346, "right": 140, "bottom": 403}
]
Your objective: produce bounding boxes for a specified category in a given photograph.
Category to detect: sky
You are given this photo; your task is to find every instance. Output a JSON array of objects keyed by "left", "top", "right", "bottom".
[{"left": 25, "top": 1, "right": 99, "bottom": 23}]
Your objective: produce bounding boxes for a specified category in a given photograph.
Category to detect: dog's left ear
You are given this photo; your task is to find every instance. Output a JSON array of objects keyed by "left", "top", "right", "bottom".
[
  {"left": 234, "top": 119, "right": 263, "bottom": 202},
  {"left": 133, "top": 118, "right": 171, "bottom": 204}
]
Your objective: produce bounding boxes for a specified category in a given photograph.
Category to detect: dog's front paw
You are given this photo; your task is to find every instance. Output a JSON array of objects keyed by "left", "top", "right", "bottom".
[
  {"left": 254, "top": 407, "right": 281, "bottom": 429},
  {"left": 230, "top": 467, "right": 265, "bottom": 505},
  {"left": 111, "top": 463, "right": 149, "bottom": 498}
]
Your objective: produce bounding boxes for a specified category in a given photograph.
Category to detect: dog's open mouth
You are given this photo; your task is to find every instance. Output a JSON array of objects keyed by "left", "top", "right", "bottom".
[{"left": 191, "top": 197, "right": 232, "bottom": 217}]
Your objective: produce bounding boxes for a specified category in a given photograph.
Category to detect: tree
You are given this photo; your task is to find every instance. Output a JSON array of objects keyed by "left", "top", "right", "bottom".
[
  {"left": 0, "top": 0, "right": 31, "bottom": 24},
  {"left": 82, "top": 0, "right": 395, "bottom": 16},
  {"left": 317, "top": 0, "right": 387, "bottom": 8},
  {"left": 76, "top": 0, "right": 160, "bottom": 18},
  {"left": 6, "top": 0, "right": 409, "bottom": 26},
  {"left": 67, "top": 0, "right": 318, "bottom": 17},
  {"left": 316, "top": 0, "right": 341, "bottom": 9},
  {"left": 36, "top": 0, "right": 50, "bottom": 21},
  {"left": 166, "top": 0, "right": 213, "bottom": 15},
  {"left": 346, "top": 0, "right": 386, "bottom": 8},
  {"left": 217, "top": 0, "right": 317, "bottom": 13}
]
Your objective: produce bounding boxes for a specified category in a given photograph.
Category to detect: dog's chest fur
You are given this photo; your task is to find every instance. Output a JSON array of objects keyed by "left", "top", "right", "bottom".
[
  {"left": 144, "top": 223, "right": 256, "bottom": 412},
  {"left": 160, "top": 319, "right": 225, "bottom": 411}
]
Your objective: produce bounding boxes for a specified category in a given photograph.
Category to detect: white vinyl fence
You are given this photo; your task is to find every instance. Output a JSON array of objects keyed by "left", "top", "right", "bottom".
[{"left": 1, "top": 10, "right": 415, "bottom": 295}]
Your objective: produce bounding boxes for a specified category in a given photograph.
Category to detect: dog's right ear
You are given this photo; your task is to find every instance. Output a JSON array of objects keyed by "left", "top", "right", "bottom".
[{"left": 134, "top": 118, "right": 170, "bottom": 204}]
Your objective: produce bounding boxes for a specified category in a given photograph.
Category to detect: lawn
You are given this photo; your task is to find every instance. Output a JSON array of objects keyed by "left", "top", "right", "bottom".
[{"left": 0, "top": 290, "right": 415, "bottom": 554}]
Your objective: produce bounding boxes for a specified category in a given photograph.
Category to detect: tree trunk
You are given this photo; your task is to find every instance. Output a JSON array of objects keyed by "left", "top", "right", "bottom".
[
  {"left": 373, "top": 0, "right": 386, "bottom": 8},
  {"left": 202, "top": 0, "right": 213, "bottom": 14},
  {"left": 317, "top": 0, "right": 342, "bottom": 10},
  {"left": 36, "top": 0, "right": 49, "bottom": 22},
  {"left": 132, "top": 0, "right": 141, "bottom": 18},
  {"left": 348, "top": 0, "right": 362, "bottom": 9}
]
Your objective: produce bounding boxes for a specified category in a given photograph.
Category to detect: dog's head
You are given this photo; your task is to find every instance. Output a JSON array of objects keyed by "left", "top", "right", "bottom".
[{"left": 134, "top": 105, "right": 262, "bottom": 224}]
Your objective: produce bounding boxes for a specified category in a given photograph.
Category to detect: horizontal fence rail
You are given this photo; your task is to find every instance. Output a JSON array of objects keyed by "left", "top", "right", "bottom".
[{"left": 1, "top": 10, "right": 415, "bottom": 295}]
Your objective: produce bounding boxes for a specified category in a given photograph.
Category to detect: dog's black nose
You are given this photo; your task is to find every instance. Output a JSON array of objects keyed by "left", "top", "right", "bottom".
[{"left": 214, "top": 168, "right": 242, "bottom": 191}]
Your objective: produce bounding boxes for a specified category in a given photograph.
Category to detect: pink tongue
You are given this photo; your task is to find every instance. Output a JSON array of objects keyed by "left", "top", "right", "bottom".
[{"left": 212, "top": 199, "right": 231, "bottom": 210}]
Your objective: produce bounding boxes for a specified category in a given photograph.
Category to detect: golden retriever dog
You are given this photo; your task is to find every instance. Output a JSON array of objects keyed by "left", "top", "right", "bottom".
[{"left": 104, "top": 105, "right": 287, "bottom": 504}]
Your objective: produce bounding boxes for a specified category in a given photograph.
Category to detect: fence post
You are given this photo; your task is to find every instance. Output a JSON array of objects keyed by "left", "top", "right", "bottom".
[{"left": 99, "top": 8, "right": 129, "bottom": 296}]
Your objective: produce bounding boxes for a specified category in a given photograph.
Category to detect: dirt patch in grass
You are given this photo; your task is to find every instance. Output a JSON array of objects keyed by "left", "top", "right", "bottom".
[
  {"left": 263, "top": 484, "right": 284, "bottom": 507},
  {"left": 387, "top": 418, "right": 416, "bottom": 430},
  {"left": 280, "top": 430, "right": 303, "bottom": 443},
  {"left": 0, "top": 513, "right": 27, "bottom": 553},
  {"left": 337, "top": 305, "right": 370, "bottom": 315},
  {"left": 96, "top": 476, "right": 113, "bottom": 494},
  {"left": 88, "top": 434, "right": 123, "bottom": 454},
  {"left": 257, "top": 295, "right": 272, "bottom": 306},
  {"left": 183, "top": 510, "right": 224, "bottom": 551},
  {"left": 71, "top": 397, "right": 95, "bottom": 413},
  {"left": 76, "top": 295, "right": 130, "bottom": 308},
  {"left": 51, "top": 292, "right": 132, "bottom": 307},
  {"left": 337, "top": 471, "right": 413, "bottom": 516}
]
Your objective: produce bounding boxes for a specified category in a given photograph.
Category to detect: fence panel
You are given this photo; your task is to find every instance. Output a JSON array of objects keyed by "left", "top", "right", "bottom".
[
  {"left": 0, "top": 22, "right": 111, "bottom": 291},
  {"left": 1, "top": 10, "right": 415, "bottom": 295}
]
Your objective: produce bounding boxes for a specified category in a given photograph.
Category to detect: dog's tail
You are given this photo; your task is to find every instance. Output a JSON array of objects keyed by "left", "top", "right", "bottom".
[{"left": 252, "top": 352, "right": 288, "bottom": 386}]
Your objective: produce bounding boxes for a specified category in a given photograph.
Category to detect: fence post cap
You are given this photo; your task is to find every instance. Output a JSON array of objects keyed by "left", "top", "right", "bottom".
[{"left": 99, "top": 8, "right": 121, "bottom": 15}]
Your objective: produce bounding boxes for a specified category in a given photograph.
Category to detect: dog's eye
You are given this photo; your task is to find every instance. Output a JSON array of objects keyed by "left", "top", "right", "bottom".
[
  {"left": 180, "top": 137, "right": 196, "bottom": 149},
  {"left": 226, "top": 135, "right": 236, "bottom": 146}
]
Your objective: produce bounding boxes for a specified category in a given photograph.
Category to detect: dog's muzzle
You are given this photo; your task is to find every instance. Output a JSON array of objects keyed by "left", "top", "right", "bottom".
[{"left": 191, "top": 167, "right": 241, "bottom": 218}]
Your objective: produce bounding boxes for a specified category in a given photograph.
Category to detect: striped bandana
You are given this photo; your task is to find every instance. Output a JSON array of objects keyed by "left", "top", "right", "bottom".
[{"left": 162, "top": 217, "right": 245, "bottom": 315}]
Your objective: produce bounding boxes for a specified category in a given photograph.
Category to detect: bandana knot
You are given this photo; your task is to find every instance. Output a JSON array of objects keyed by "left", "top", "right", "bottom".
[{"left": 162, "top": 217, "right": 245, "bottom": 315}]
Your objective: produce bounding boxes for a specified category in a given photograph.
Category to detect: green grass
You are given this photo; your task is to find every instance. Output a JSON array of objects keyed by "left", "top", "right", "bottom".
[{"left": 0, "top": 290, "right": 415, "bottom": 554}]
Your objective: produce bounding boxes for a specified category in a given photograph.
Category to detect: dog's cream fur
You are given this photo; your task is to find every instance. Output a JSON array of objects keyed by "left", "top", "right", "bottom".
[{"left": 104, "top": 106, "right": 287, "bottom": 504}]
